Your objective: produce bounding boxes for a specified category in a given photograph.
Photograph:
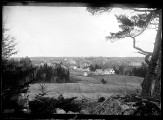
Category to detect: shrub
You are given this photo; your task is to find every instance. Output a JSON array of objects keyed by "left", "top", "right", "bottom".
[
  {"left": 29, "top": 94, "right": 82, "bottom": 114},
  {"left": 29, "top": 94, "right": 57, "bottom": 114},
  {"left": 101, "top": 78, "right": 107, "bottom": 84},
  {"left": 2, "top": 57, "right": 36, "bottom": 111}
]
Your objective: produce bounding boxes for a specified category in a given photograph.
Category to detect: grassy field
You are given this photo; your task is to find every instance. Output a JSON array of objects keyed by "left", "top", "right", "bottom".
[{"left": 28, "top": 73, "right": 143, "bottom": 101}]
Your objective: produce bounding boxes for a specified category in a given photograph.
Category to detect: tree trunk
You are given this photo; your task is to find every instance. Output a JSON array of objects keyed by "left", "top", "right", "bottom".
[
  {"left": 141, "top": 9, "right": 162, "bottom": 99},
  {"left": 152, "top": 49, "right": 161, "bottom": 100}
]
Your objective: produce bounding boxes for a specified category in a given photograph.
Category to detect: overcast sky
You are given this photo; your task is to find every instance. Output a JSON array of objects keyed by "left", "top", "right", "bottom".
[{"left": 3, "top": 6, "right": 157, "bottom": 57}]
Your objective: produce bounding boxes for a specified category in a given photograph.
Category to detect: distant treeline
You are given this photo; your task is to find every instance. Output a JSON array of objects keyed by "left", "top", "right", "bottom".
[
  {"left": 34, "top": 63, "right": 71, "bottom": 83},
  {"left": 89, "top": 62, "right": 148, "bottom": 78},
  {"left": 113, "top": 62, "right": 148, "bottom": 77}
]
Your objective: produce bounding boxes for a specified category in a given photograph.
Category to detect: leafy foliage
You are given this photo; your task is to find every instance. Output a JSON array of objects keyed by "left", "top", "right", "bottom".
[
  {"left": 2, "top": 57, "right": 36, "bottom": 110},
  {"left": 106, "top": 10, "right": 158, "bottom": 41},
  {"left": 2, "top": 24, "right": 17, "bottom": 59},
  {"left": 89, "top": 64, "right": 101, "bottom": 71},
  {"left": 81, "top": 93, "right": 161, "bottom": 116},
  {"left": 133, "top": 100, "right": 161, "bottom": 116},
  {"left": 29, "top": 94, "right": 82, "bottom": 114},
  {"left": 35, "top": 63, "right": 70, "bottom": 83},
  {"left": 29, "top": 94, "right": 57, "bottom": 114},
  {"left": 131, "top": 63, "right": 148, "bottom": 77},
  {"left": 101, "top": 78, "right": 107, "bottom": 84}
]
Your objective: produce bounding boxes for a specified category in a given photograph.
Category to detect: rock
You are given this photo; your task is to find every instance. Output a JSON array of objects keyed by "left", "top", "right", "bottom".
[
  {"left": 67, "top": 111, "right": 74, "bottom": 114},
  {"left": 55, "top": 108, "right": 66, "bottom": 114},
  {"left": 80, "top": 109, "right": 89, "bottom": 114},
  {"left": 67, "top": 111, "right": 79, "bottom": 114},
  {"left": 121, "top": 104, "right": 130, "bottom": 110},
  {"left": 123, "top": 109, "right": 135, "bottom": 115},
  {"left": 10, "top": 93, "right": 29, "bottom": 109}
]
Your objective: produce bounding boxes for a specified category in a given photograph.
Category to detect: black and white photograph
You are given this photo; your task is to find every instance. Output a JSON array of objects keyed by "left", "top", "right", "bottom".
[{"left": 2, "top": 2, "right": 161, "bottom": 119}]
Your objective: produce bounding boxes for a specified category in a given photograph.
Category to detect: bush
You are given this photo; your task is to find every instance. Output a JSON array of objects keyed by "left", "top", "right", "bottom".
[
  {"left": 29, "top": 94, "right": 57, "bottom": 114},
  {"left": 101, "top": 78, "right": 107, "bottom": 84},
  {"left": 35, "top": 63, "right": 71, "bottom": 83},
  {"left": 29, "top": 94, "right": 82, "bottom": 114},
  {"left": 2, "top": 57, "right": 36, "bottom": 111}
]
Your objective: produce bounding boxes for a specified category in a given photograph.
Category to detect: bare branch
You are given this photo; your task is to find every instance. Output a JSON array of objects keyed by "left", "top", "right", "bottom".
[
  {"left": 137, "top": 51, "right": 148, "bottom": 55},
  {"left": 130, "top": 8, "right": 156, "bottom": 12},
  {"left": 132, "top": 37, "right": 152, "bottom": 55}
]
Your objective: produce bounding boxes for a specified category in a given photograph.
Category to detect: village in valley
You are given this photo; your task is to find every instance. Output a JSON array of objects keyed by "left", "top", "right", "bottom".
[
  {"left": 3, "top": 5, "right": 161, "bottom": 116},
  {"left": 14, "top": 56, "right": 144, "bottom": 77}
]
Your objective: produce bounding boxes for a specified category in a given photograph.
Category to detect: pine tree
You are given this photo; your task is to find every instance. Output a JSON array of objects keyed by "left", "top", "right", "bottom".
[{"left": 87, "top": 6, "right": 162, "bottom": 99}]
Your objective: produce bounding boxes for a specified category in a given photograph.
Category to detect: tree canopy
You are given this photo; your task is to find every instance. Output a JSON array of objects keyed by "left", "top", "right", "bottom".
[{"left": 2, "top": 23, "right": 17, "bottom": 59}]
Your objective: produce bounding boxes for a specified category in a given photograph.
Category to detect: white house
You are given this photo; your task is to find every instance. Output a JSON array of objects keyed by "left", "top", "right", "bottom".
[
  {"left": 61, "top": 65, "right": 67, "bottom": 69},
  {"left": 101, "top": 69, "right": 115, "bottom": 75},
  {"left": 103, "top": 69, "right": 110, "bottom": 74},
  {"left": 69, "top": 60, "right": 76, "bottom": 64},
  {"left": 47, "top": 62, "right": 52, "bottom": 66},
  {"left": 69, "top": 66, "right": 77, "bottom": 70},
  {"left": 107, "top": 69, "right": 115, "bottom": 74},
  {"left": 128, "top": 62, "right": 142, "bottom": 67},
  {"left": 83, "top": 67, "right": 90, "bottom": 72},
  {"left": 95, "top": 69, "right": 104, "bottom": 75},
  {"left": 83, "top": 72, "right": 88, "bottom": 76}
]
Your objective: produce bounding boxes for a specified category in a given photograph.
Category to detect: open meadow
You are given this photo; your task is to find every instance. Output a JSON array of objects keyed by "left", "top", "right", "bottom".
[{"left": 28, "top": 74, "right": 143, "bottom": 101}]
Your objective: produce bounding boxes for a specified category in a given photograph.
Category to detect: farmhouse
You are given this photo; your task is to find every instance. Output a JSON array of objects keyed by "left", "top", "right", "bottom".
[
  {"left": 83, "top": 72, "right": 88, "bottom": 76},
  {"left": 61, "top": 65, "right": 67, "bottom": 69},
  {"left": 104, "top": 69, "right": 115, "bottom": 74},
  {"left": 69, "top": 66, "right": 77, "bottom": 70},
  {"left": 83, "top": 67, "right": 90, "bottom": 72},
  {"left": 104, "top": 69, "right": 110, "bottom": 74},
  {"left": 69, "top": 60, "right": 76, "bottom": 64},
  {"left": 128, "top": 62, "right": 142, "bottom": 67},
  {"left": 95, "top": 69, "right": 104, "bottom": 75}
]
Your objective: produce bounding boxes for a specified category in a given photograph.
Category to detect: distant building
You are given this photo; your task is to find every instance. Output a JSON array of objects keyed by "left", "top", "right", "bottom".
[
  {"left": 83, "top": 72, "right": 88, "bottom": 76},
  {"left": 69, "top": 66, "right": 77, "bottom": 70},
  {"left": 76, "top": 68, "right": 83, "bottom": 71},
  {"left": 129, "top": 62, "right": 142, "bottom": 67},
  {"left": 94, "top": 69, "right": 115, "bottom": 75},
  {"left": 84, "top": 63, "right": 90, "bottom": 67},
  {"left": 61, "top": 65, "right": 68, "bottom": 69},
  {"left": 103, "top": 69, "right": 115, "bottom": 74},
  {"left": 87, "top": 72, "right": 95, "bottom": 76},
  {"left": 103, "top": 69, "right": 110, "bottom": 74},
  {"left": 47, "top": 62, "right": 52, "bottom": 66},
  {"left": 40, "top": 63, "right": 45, "bottom": 66},
  {"left": 95, "top": 69, "right": 104, "bottom": 75},
  {"left": 69, "top": 60, "right": 76, "bottom": 64},
  {"left": 83, "top": 67, "right": 90, "bottom": 72}
]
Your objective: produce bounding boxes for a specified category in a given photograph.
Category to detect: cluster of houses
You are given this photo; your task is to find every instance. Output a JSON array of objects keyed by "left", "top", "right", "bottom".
[
  {"left": 35, "top": 61, "right": 115, "bottom": 77},
  {"left": 83, "top": 68, "right": 115, "bottom": 77},
  {"left": 94, "top": 69, "right": 115, "bottom": 75},
  {"left": 69, "top": 66, "right": 90, "bottom": 72},
  {"left": 69, "top": 65, "right": 115, "bottom": 77}
]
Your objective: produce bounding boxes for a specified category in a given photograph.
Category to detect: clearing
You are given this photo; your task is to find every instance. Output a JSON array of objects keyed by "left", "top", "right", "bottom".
[{"left": 28, "top": 74, "right": 143, "bottom": 101}]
